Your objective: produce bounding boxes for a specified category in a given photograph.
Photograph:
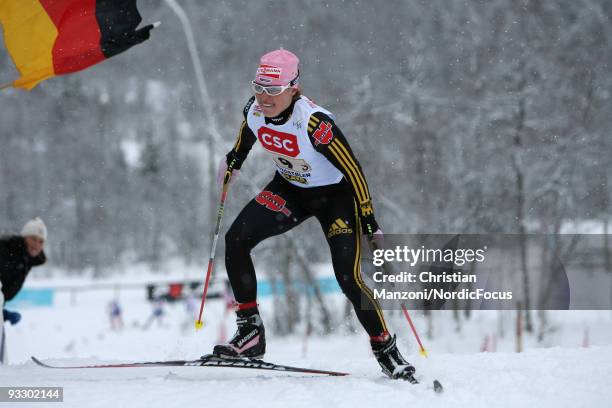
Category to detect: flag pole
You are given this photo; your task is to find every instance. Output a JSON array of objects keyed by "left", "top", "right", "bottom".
[{"left": 164, "top": 0, "right": 224, "bottom": 263}]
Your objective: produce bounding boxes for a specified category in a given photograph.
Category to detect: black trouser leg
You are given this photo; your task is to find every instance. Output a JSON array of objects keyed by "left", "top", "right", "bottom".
[
  {"left": 225, "top": 177, "right": 308, "bottom": 303},
  {"left": 313, "top": 194, "right": 388, "bottom": 338}
]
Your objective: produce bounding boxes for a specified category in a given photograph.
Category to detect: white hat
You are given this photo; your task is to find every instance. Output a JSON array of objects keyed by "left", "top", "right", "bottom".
[{"left": 21, "top": 217, "right": 47, "bottom": 241}]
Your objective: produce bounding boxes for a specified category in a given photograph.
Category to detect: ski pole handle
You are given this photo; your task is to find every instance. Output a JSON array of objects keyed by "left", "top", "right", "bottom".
[{"left": 222, "top": 168, "right": 233, "bottom": 189}]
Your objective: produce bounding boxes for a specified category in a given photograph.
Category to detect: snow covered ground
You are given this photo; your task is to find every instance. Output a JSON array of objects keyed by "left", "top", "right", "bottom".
[{"left": 1, "top": 276, "right": 611, "bottom": 408}]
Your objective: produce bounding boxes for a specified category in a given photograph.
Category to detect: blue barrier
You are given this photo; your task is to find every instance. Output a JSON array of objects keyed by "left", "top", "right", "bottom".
[
  {"left": 5, "top": 288, "right": 54, "bottom": 308},
  {"left": 257, "top": 276, "right": 341, "bottom": 297},
  {"left": 3, "top": 276, "right": 340, "bottom": 308}
]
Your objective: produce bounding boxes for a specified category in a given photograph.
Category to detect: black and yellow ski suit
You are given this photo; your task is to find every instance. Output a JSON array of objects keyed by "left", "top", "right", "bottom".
[{"left": 224, "top": 95, "right": 388, "bottom": 337}]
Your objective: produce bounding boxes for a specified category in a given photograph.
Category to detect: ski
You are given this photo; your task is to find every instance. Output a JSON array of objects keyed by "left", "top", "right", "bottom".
[
  {"left": 31, "top": 355, "right": 349, "bottom": 377},
  {"left": 399, "top": 374, "right": 444, "bottom": 393},
  {"left": 391, "top": 373, "right": 443, "bottom": 393},
  {"left": 32, "top": 355, "right": 442, "bottom": 391}
]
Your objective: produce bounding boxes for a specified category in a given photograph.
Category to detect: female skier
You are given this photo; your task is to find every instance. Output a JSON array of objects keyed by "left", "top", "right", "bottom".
[{"left": 211, "top": 49, "right": 415, "bottom": 380}]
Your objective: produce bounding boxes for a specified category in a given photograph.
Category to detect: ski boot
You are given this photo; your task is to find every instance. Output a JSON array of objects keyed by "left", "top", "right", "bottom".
[
  {"left": 210, "top": 308, "right": 266, "bottom": 360},
  {"left": 371, "top": 334, "right": 417, "bottom": 382}
]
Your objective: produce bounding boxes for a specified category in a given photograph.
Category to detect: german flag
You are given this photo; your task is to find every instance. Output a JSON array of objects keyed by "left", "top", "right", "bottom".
[{"left": 0, "top": 0, "right": 154, "bottom": 90}]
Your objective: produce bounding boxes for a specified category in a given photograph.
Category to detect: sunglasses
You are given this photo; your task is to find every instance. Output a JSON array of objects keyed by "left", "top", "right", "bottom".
[
  {"left": 251, "top": 72, "right": 299, "bottom": 96},
  {"left": 251, "top": 81, "right": 294, "bottom": 96}
]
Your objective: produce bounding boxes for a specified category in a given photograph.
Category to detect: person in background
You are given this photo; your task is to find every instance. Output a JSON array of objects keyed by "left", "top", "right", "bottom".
[
  {"left": 0, "top": 217, "right": 48, "bottom": 363},
  {"left": 108, "top": 299, "right": 124, "bottom": 331},
  {"left": 142, "top": 297, "right": 165, "bottom": 330}
]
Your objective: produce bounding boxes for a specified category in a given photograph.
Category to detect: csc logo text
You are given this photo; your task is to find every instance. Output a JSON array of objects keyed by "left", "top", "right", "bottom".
[{"left": 258, "top": 127, "right": 299, "bottom": 157}]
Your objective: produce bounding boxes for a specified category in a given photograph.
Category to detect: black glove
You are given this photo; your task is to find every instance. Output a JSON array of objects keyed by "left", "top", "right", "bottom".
[
  {"left": 3, "top": 309, "right": 21, "bottom": 325},
  {"left": 226, "top": 150, "right": 247, "bottom": 170},
  {"left": 360, "top": 214, "right": 380, "bottom": 236}
]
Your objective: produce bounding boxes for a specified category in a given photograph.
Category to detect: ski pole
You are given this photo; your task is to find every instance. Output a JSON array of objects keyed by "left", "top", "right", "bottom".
[
  {"left": 401, "top": 304, "right": 428, "bottom": 357},
  {"left": 195, "top": 161, "right": 235, "bottom": 330},
  {"left": 367, "top": 234, "right": 428, "bottom": 357}
]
